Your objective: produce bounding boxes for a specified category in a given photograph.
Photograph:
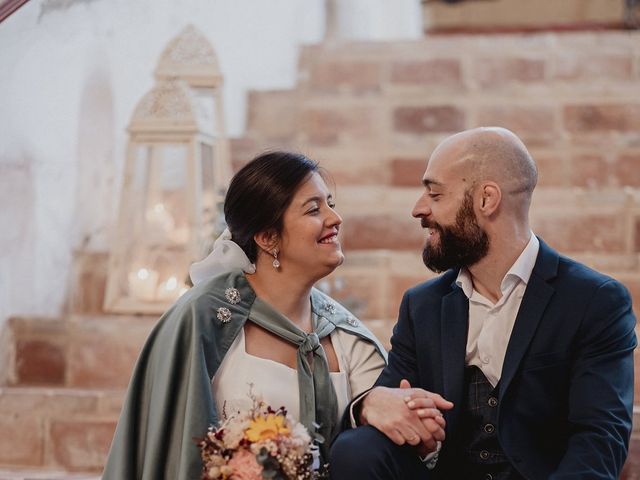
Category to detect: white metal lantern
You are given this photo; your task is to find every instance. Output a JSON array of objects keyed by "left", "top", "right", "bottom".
[
  {"left": 104, "top": 25, "right": 230, "bottom": 314},
  {"left": 104, "top": 79, "right": 220, "bottom": 313}
]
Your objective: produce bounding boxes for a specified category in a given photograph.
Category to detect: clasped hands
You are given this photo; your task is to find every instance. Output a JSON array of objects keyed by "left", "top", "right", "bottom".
[{"left": 360, "top": 379, "right": 453, "bottom": 456}]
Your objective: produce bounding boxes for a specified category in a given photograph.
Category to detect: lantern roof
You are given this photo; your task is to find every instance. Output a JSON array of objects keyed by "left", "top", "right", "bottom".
[
  {"left": 154, "top": 25, "right": 223, "bottom": 88},
  {"left": 129, "top": 79, "right": 206, "bottom": 134}
]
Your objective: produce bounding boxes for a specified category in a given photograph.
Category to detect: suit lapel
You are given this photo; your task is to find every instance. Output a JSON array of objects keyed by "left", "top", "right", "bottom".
[
  {"left": 441, "top": 285, "right": 469, "bottom": 435},
  {"left": 499, "top": 239, "right": 558, "bottom": 398}
]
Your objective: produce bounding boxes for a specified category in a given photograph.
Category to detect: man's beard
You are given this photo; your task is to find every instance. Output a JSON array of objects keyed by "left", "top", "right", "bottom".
[{"left": 421, "top": 191, "right": 490, "bottom": 273}]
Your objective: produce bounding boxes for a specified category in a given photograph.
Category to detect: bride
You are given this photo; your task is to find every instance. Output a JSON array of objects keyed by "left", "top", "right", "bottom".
[{"left": 103, "top": 151, "right": 387, "bottom": 480}]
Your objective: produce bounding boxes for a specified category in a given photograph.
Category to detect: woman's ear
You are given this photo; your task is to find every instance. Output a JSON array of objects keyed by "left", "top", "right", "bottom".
[
  {"left": 478, "top": 182, "right": 501, "bottom": 217},
  {"left": 253, "top": 230, "right": 279, "bottom": 256}
]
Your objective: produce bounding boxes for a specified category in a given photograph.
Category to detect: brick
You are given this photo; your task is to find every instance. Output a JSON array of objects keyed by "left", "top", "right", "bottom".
[
  {"left": 570, "top": 154, "right": 608, "bottom": 188},
  {"left": 614, "top": 153, "right": 640, "bottom": 187},
  {"left": 390, "top": 59, "right": 462, "bottom": 85},
  {"left": 301, "top": 107, "right": 375, "bottom": 146},
  {"left": 476, "top": 106, "right": 556, "bottom": 143},
  {"left": 394, "top": 106, "right": 465, "bottom": 134},
  {"left": 0, "top": 413, "right": 43, "bottom": 466},
  {"left": 553, "top": 54, "right": 633, "bottom": 81},
  {"left": 342, "top": 215, "right": 424, "bottom": 250},
  {"left": 534, "top": 214, "right": 625, "bottom": 254},
  {"left": 15, "top": 339, "right": 66, "bottom": 385},
  {"left": 67, "top": 335, "right": 141, "bottom": 388},
  {"left": 247, "top": 91, "right": 298, "bottom": 141},
  {"left": 50, "top": 420, "right": 116, "bottom": 471},
  {"left": 308, "top": 61, "right": 381, "bottom": 92},
  {"left": 533, "top": 153, "right": 567, "bottom": 187},
  {"left": 0, "top": 389, "right": 97, "bottom": 415},
  {"left": 390, "top": 158, "right": 427, "bottom": 187},
  {"left": 473, "top": 58, "right": 545, "bottom": 87},
  {"left": 564, "top": 104, "right": 640, "bottom": 133}
]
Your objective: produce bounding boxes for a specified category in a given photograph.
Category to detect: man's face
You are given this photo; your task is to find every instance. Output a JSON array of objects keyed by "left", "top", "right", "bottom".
[
  {"left": 420, "top": 189, "right": 489, "bottom": 273},
  {"left": 412, "top": 141, "right": 490, "bottom": 273}
]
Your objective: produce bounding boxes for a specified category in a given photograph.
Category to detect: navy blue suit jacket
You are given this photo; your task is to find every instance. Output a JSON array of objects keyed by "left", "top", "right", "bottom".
[{"left": 376, "top": 239, "right": 636, "bottom": 479}]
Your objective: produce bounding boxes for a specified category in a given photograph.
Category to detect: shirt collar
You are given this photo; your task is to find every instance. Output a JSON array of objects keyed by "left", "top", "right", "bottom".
[{"left": 455, "top": 233, "right": 540, "bottom": 299}]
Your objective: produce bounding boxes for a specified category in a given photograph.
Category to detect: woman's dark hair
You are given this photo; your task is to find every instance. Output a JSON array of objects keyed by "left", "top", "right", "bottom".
[{"left": 224, "top": 151, "right": 319, "bottom": 262}]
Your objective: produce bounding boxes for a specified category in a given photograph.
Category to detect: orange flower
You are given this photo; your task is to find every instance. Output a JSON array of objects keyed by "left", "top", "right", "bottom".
[{"left": 244, "top": 413, "right": 290, "bottom": 443}]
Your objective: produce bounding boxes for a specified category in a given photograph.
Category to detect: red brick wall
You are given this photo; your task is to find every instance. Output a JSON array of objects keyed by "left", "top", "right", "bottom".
[{"left": 234, "top": 31, "right": 640, "bottom": 362}]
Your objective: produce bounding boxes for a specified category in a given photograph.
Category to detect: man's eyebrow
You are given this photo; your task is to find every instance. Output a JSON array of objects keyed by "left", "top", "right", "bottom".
[{"left": 422, "top": 178, "right": 443, "bottom": 188}]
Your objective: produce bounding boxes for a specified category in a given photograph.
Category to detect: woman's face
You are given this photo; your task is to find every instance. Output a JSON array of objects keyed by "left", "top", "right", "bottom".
[{"left": 278, "top": 172, "right": 344, "bottom": 279}]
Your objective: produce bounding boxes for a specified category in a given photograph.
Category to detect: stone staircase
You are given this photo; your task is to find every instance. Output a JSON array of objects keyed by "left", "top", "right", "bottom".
[
  {"left": 2, "top": 31, "right": 640, "bottom": 476},
  {"left": 0, "top": 314, "right": 156, "bottom": 476}
]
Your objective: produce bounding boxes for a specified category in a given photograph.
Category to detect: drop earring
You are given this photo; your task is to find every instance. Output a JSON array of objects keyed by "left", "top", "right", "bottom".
[{"left": 272, "top": 249, "right": 280, "bottom": 269}]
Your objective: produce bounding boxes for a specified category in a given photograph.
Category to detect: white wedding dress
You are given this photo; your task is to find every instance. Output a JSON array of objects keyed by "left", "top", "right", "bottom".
[{"left": 212, "top": 327, "right": 384, "bottom": 422}]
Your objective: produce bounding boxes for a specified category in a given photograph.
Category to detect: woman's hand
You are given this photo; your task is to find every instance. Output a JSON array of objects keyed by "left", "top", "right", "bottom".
[{"left": 360, "top": 379, "right": 453, "bottom": 453}]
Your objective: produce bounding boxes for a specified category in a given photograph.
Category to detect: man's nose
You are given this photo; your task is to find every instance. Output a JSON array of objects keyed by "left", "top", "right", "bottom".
[{"left": 412, "top": 193, "right": 431, "bottom": 218}]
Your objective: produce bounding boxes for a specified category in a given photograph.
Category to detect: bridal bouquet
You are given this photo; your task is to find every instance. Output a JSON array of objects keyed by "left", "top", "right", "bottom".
[{"left": 199, "top": 394, "right": 328, "bottom": 480}]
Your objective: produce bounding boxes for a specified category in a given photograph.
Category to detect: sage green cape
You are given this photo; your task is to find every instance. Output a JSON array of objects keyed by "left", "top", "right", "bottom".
[{"left": 102, "top": 270, "right": 387, "bottom": 480}]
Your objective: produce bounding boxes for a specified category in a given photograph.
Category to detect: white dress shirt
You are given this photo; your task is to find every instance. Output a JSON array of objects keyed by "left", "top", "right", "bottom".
[{"left": 456, "top": 234, "right": 540, "bottom": 387}]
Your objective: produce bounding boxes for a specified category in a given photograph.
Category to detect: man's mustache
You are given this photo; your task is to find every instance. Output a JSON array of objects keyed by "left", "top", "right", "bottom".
[{"left": 421, "top": 218, "right": 440, "bottom": 230}]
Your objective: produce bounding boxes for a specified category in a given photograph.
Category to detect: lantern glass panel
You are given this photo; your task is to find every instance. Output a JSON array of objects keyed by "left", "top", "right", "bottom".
[
  {"left": 193, "top": 87, "right": 217, "bottom": 136},
  {"left": 117, "top": 143, "right": 191, "bottom": 304}
]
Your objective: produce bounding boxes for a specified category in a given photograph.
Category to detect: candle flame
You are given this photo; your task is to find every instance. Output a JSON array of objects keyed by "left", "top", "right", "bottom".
[
  {"left": 137, "top": 268, "right": 150, "bottom": 280},
  {"left": 166, "top": 276, "right": 178, "bottom": 290}
]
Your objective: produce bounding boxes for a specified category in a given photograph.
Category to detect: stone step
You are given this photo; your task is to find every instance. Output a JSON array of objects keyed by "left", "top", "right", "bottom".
[
  {"left": 5, "top": 315, "right": 156, "bottom": 389},
  {"left": 0, "top": 387, "right": 122, "bottom": 473}
]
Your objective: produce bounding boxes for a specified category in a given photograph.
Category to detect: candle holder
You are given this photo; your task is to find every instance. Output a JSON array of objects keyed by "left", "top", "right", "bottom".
[{"left": 104, "top": 26, "right": 230, "bottom": 314}]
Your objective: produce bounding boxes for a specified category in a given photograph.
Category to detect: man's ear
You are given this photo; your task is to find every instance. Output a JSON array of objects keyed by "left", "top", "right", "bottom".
[
  {"left": 478, "top": 182, "right": 501, "bottom": 217},
  {"left": 253, "top": 230, "right": 279, "bottom": 256}
]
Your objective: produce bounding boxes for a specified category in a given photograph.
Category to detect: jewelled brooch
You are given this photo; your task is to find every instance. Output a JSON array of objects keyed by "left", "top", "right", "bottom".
[
  {"left": 224, "top": 287, "right": 241, "bottom": 305},
  {"left": 217, "top": 307, "right": 232, "bottom": 324}
]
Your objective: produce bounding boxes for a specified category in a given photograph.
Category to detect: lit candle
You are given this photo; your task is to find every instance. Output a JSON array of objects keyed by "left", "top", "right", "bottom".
[
  {"left": 128, "top": 268, "right": 159, "bottom": 301},
  {"left": 146, "top": 203, "right": 175, "bottom": 232},
  {"left": 157, "top": 275, "right": 180, "bottom": 301}
]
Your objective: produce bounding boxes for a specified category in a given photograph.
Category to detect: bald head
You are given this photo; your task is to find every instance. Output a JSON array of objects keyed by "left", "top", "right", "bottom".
[{"left": 432, "top": 127, "right": 538, "bottom": 199}]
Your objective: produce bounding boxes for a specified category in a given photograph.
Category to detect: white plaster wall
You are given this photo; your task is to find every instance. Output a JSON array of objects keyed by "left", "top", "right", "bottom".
[
  {"left": 0, "top": 0, "right": 422, "bottom": 326},
  {"left": 334, "top": 0, "right": 422, "bottom": 40}
]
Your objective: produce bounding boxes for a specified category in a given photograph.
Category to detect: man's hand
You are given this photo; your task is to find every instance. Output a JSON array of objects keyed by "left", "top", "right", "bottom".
[{"left": 360, "top": 379, "right": 453, "bottom": 453}]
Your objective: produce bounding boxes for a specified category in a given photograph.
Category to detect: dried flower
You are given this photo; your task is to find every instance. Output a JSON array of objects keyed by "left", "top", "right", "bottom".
[
  {"left": 227, "top": 449, "right": 263, "bottom": 480},
  {"left": 198, "top": 391, "right": 328, "bottom": 480}
]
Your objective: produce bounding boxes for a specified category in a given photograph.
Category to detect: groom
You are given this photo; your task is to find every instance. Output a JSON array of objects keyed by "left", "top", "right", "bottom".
[{"left": 331, "top": 127, "right": 636, "bottom": 479}]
